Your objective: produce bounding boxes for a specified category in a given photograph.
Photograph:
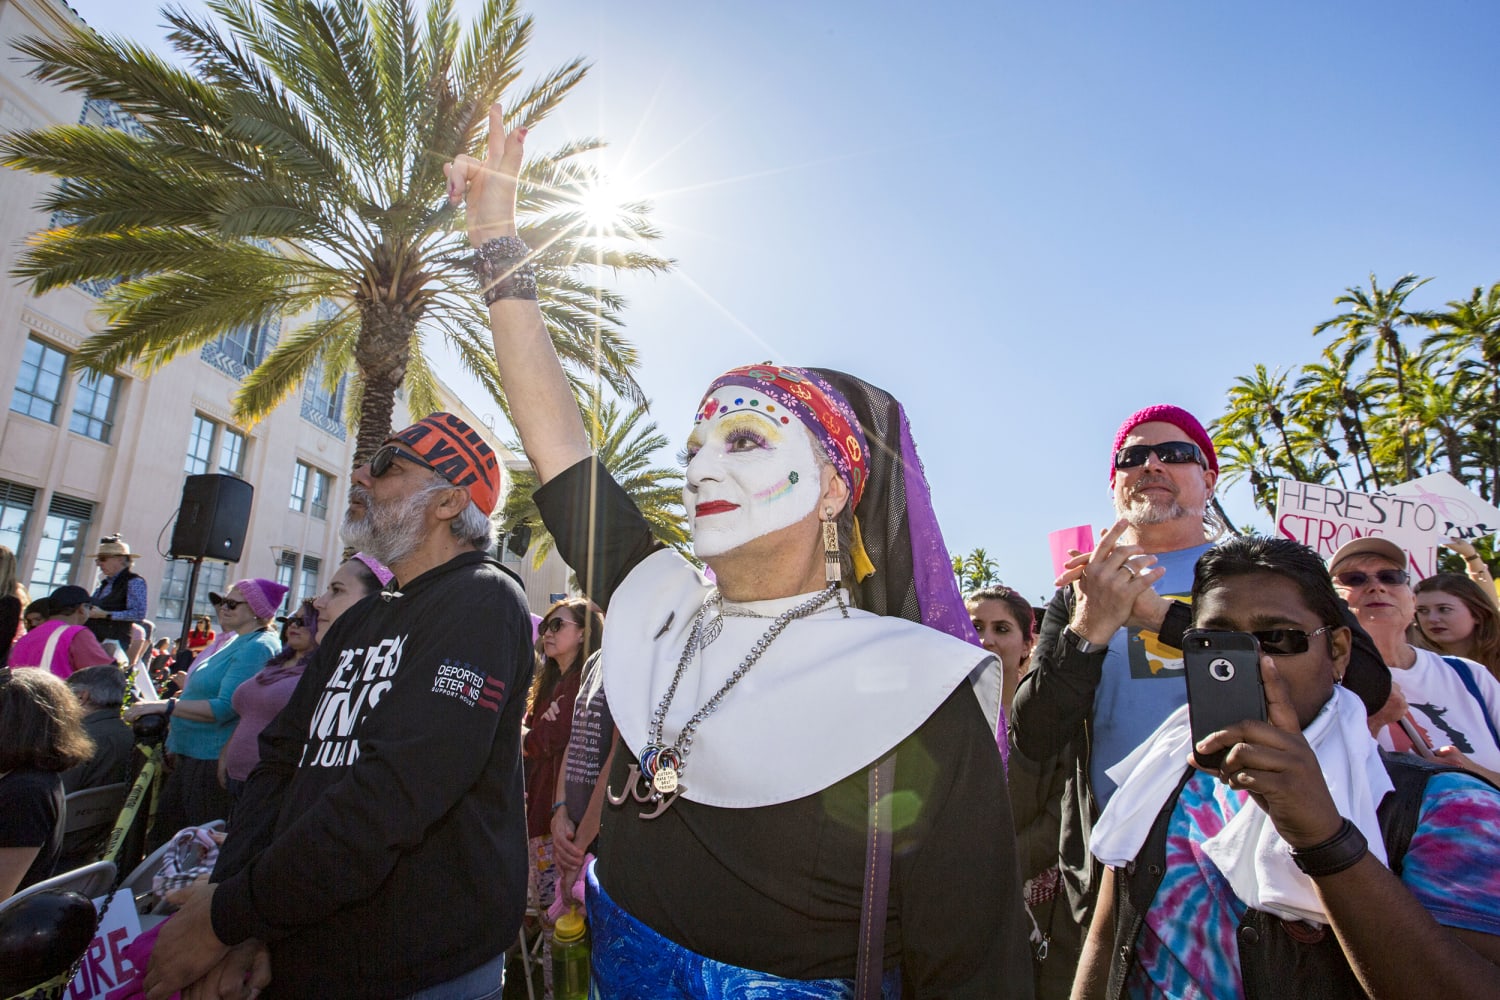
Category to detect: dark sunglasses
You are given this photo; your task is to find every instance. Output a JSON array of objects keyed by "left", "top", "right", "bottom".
[
  {"left": 370, "top": 444, "right": 439, "bottom": 478},
  {"left": 1113, "top": 441, "right": 1207, "bottom": 470},
  {"left": 1251, "top": 626, "right": 1335, "bottom": 657},
  {"left": 540, "top": 617, "right": 577, "bottom": 634},
  {"left": 1333, "top": 569, "right": 1410, "bottom": 589},
  {"left": 210, "top": 596, "right": 245, "bottom": 611}
]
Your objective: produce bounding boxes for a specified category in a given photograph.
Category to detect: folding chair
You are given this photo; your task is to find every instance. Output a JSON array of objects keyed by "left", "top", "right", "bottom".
[
  {"left": 0, "top": 860, "right": 117, "bottom": 917},
  {"left": 61, "top": 782, "right": 129, "bottom": 863}
]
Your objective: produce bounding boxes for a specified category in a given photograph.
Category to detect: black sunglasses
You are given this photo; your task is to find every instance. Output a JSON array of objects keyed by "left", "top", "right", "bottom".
[
  {"left": 370, "top": 444, "right": 439, "bottom": 478},
  {"left": 283, "top": 616, "right": 308, "bottom": 628},
  {"left": 540, "top": 617, "right": 577, "bottom": 634},
  {"left": 1113, "top": 441, "right": 1208, "bottom": 470},
  {"left": 1251, "top": 626, "right": 1335, "bottom": 657},
  {"left": 210, "top": 596, "right": 245, "bottom": 611},
  {"left": 1334, "top": 569, "right": 1410, "bottom": 589}
]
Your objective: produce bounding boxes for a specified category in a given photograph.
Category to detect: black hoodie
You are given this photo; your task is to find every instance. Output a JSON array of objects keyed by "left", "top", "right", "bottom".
[{"left": 211, "top": 551, "right": 533, "bottom": 998}]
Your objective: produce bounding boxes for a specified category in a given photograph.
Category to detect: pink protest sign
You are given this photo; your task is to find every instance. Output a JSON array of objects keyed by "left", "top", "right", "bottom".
[{"left": 1049, "top": 525, "right": 1095, "bottom": 578}]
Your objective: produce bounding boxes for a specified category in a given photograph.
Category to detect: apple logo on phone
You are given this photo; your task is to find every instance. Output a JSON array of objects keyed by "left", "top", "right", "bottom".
[{"left": 1208, "top": 657, "right": 1237, "bottom": 682}]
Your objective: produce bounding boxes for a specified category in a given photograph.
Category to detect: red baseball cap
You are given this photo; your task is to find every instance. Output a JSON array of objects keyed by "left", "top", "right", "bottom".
[{"left": 385, "top": 412, "right": 501, "bottom": 516}]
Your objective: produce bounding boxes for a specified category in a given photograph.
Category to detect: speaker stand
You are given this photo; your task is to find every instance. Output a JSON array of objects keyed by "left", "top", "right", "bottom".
[{"left": 177, "top": 556, "right": 206, "bottom": 646}]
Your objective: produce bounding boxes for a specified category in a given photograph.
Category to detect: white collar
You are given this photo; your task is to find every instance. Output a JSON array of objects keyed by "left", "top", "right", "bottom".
[{"left": 603, "top": 549, "right": 988, "bottom": 807}]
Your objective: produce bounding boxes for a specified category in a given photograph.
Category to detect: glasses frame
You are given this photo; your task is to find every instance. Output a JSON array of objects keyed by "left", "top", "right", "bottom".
[
  {"left": 1333, "top": 569, "right": 1411, "bottom": 589},
  {"left": 1251, "top": 625, "right": 1335, "bottom": 657},
  {"left": 370, "top": 444, "right": 440, "bottom": 478},
  {"left": 1113, "top": 441, "right": 1208, "bottom": 471},
  {"left": 211, "top": 596, "right": 246, "bottom": 611},
  {"left": 540, "top": 617, "right": 578, "bottom": 635}
]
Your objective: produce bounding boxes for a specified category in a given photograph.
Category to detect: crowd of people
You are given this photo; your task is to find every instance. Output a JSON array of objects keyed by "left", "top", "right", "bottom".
[{"left": 2, "top": 105, "right": 1500, "bottom": 1000}]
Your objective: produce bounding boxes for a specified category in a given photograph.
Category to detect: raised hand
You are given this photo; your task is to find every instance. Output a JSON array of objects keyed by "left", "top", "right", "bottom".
[
  {"left": 444, "top": 103, "right": 526, "bottom": 243},
  {"left": 1192, "top": 656, "right": 1343, "bottom": 849},
  {"left": 1067, "top": 517, "right": 1165, "bottom": 643}
]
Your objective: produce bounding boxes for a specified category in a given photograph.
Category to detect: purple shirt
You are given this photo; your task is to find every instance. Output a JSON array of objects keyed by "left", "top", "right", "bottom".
[{"left": 224, "top": 667, "right": 305, "bottom": 782}]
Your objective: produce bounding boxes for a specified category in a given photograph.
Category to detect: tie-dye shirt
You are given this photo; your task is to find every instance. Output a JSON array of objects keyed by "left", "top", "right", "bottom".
[{"left": 1126, "top": 769, "right": 1500, "bottom": 999}]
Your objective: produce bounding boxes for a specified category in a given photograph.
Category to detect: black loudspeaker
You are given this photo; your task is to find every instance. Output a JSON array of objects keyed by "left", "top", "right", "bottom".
[{"left": 170, "top": 474, "right": 254, "bottom": 562}]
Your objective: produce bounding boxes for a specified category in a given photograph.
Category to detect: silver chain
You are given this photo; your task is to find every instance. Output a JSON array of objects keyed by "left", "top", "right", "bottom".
[{"left": 644, "top": 584, "right": 839, "bottom": 777}]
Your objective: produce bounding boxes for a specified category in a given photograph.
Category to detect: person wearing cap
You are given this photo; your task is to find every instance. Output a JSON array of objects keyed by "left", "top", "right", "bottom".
[
  {"left": 1329, "top": 536, "right": 1500, "bottom": 784},
  {"left": 439, "top": 115, "right": 1030, "bottom": 998},
  {"left": 5, "top": 585, "right": 115, "bottom": 679},
  {"left": 1074, "top": 535, "right": 1500, "bottom": 999},
  {"left": 126, "top": 579, "right": 285, "bottom": 849},
  {"left": 87, "top": 534, "right": 147, "bottom": 650},
  {"left": 1011, "top": 404, "right": 1225, "bottom": 938},
  {"left": 145, "top": 413, "right": 532, "bottom": 1000}
]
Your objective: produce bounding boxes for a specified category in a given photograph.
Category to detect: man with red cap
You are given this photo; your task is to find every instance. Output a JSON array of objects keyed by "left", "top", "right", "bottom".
[
  {"left": 1012, "top": 404, "right": 1224, "bottom": 940},
  {"left": 146, "top": 412, "right": 534, "bottom": 1000}
]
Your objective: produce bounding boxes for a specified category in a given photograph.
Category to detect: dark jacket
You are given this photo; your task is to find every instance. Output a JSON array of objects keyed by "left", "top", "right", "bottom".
[{"left": 210, "top": 552, "right": 534, "bottom": 998}]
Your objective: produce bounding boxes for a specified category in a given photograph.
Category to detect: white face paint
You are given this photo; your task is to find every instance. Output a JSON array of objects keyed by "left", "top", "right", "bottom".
[{"left": 683, "top": 388, "right": 822, "bottom": 559}]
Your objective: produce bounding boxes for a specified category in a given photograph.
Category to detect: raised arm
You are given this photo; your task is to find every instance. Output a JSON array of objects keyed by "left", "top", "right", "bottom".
[{"left": 445, "top": 106, "right": 590, "bottom": 484}]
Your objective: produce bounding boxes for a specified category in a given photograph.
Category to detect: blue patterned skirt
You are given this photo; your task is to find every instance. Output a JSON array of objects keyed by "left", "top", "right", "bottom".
[{"left": 586, "top": 864, "right": 901, "bottom": 999}]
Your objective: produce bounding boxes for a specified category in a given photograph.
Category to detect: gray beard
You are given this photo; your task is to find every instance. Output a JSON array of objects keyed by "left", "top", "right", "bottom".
[
  {"left": 1115, "top": 493, "right": 1202, "bottom": 528},
  {"left": 341, "top": 484, "right": 431, "bottom": 567}
]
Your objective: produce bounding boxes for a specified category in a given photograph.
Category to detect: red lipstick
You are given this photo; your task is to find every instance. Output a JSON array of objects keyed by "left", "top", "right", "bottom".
[{"left": 695, "top": 500, "right": 740, "bottom": 516}]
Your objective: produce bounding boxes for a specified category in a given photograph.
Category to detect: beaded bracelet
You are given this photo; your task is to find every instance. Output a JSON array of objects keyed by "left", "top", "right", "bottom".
[
  {"left": 472, "top": 236, "right": 538, "bottom": 304},
  {"left": 1289, "top": 817, "right": 1368, "bottom": 877}
]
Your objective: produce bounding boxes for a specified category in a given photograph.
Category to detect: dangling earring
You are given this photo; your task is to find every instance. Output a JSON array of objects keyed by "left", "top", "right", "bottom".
[{"left": 822, "top": 507, "right": 841, "bottom": 586}]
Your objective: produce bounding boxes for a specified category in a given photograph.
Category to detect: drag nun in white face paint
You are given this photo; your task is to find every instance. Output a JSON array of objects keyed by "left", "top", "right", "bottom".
[{"left": 454, "top": 115, "right": 1032, "bottom": 996}]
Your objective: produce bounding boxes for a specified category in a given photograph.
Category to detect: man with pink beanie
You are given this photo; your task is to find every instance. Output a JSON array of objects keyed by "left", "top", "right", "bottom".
[{"left": 1011, "top": 404, "right": 1223, "bottom": 938}]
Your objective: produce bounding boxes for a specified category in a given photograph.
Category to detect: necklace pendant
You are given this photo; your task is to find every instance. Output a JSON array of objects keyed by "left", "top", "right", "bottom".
[
  {"left": 653, "top": 765, "right": 679, "bottom": 794},
  {"left": 700, "top": 611, "right": 723, "bottom": 648},
  {"left": 606, "top": 763, "right": 641, "bottom": 807}
]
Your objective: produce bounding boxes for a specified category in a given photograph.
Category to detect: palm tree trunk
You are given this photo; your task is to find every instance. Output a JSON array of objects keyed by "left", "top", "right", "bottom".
[{"left": 351, "top": 305, "right": 416, "bottom": 469}]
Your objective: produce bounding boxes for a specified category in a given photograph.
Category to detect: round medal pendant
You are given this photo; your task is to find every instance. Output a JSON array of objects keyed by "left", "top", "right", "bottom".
[{"left": 653, "top": 766, "right": 679, "bottom": 794}]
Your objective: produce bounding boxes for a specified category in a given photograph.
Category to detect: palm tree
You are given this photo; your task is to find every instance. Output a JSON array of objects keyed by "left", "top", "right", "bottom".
[
  {"left": 1423, "top": 283, "right": 1500, "bottom": 500},
  {"left": 1294, "top": 342, "right": 1379, "bottom": 490},
  {"left": 500, "top": 390, "right": 689, "bottom": 573},
  {"left": 956, "top": 548, "right": 1000, "bottom": 592},
  {"left": 1313, "top": 273, "right": 1433, "bottom": 479},
  {"left": 2, "top": 0, "right": 672, "bottom": 466},
  {"left": 1218, "top": 364, "right": 1310, "bottom": 483}
]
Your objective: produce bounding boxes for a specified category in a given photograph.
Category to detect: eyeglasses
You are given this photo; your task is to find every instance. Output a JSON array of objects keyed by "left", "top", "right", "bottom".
[
  {"left": 1333, "top": 569, "right": 1410, "bottom": 589},
  {"left": 370, "top": 444, "right": 439, "bottom": 478},
  {"left": 1251, "top": 626, "right": 1335, "bottom": 656},
  {"left": 284, "top": 616, "right": 308, "bottom": 628},
  {"left": 210, "top": 596, "right": 245, "bottom": 611},
  {"left": 1113, "top": 441, "right": 1208, "bottom": 471},
  {"left": 540, "top": 617, "right": 577, "bottom": 634}
]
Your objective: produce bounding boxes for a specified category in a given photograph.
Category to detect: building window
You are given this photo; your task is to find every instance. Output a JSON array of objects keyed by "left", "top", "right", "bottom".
[
  {"left": 219, "top": 428, "right": 246, "bottom": 477},
  {"left": 11, "top": 337, "right": 69, "bottom": 424},
  {"left": 186, "top": 415, "right": 216, "bottom": 476},
  {"left": 309, "top": 469, "right": 332, "bottom": 520},
  {"left": 69, "top": 370, "right": 120, "bottom": 443},
  {"left": 289, "top": 462, "right": 310, "bottom": 512},
  {"left": 219, "top": 321, "right": 269, "bottom": 370},
  {"left": 28, "top": 493, "right": 93, "bottom": 595},
  {"left": 159, "top": 559, "right": 228, "bottom": 625},
  {"left": 186, "top": 414, "right": 247, "bottom": 478},
  {"left": 299, "top": 556, "right": 321, "bottom": 606},
  {"left": 0, "top": 481, "right": 38, "bottom": 560},
  {"left": 275, "top": 550, "right": 298, "bottom": 608}
]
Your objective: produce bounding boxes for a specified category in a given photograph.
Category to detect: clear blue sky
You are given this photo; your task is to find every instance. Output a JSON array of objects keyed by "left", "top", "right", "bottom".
[{"left": 60, "top": 0, "right": 1500, "bottom": 601}]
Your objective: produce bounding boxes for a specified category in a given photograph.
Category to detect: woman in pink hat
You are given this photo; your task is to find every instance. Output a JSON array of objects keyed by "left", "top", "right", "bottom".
[{"left": 127, "top": 578, "right": 285, "bottom": 846}]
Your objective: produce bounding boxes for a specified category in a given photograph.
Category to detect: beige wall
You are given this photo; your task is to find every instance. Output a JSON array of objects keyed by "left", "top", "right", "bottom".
[{"left": 0, "top": 0, "right": 569, "bottom": 630}]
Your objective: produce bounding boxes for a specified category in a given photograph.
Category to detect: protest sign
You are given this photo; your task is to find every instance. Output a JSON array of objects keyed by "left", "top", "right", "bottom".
[
  {"left": 65, "top": 892, "right": 141, "bottom": 1000},
  {"left": 1275, "top": 479, "right": 1441, "bottom": 578},
  {"left": 1383, "top": 472, "right": 1500, "bottom": 542},
  {"left": 1048, "top": 525, "right": 1094, "bottom": 578}
]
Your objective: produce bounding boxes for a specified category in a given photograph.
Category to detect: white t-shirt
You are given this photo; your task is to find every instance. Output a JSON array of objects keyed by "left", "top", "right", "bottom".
[{"left": 1379, "top": 646, "right": 1500, "bottom": 772}]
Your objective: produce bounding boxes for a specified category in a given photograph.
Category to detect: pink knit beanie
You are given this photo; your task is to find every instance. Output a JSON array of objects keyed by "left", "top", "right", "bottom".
[
  {"left": 1110, "top": 404, "right": 1218, "bottom": 484},
  {"left": 230, "top": 578, "right": 290, "bottom": 620}
]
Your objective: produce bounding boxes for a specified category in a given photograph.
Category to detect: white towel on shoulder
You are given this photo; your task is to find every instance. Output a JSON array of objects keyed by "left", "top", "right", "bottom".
[{"left": 1090, "top": 685, "right": 1392, "bottom": 924}]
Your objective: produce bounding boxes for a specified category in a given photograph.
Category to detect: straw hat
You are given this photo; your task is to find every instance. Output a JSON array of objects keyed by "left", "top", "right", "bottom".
[{"left": 94, "top": 534, "right": 136, "bottom": 560}]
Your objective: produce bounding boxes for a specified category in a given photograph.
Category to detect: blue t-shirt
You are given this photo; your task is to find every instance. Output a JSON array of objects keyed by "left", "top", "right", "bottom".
[
  {"left": 1127, "top": 770, "right": 1500, "bottom": 999},
  {"left": 1090, "top": 541, "right": 1211, "bottom": 806},
  {"left": 166, "top": 630, "right": 281, "bottom": 760}
]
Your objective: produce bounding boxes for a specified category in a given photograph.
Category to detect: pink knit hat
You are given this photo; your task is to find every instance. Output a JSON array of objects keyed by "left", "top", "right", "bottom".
[
  {"left": 1110, "top": 404, "right": 1218, "bottom": 484},
  {"left": 352, "top": 552, "right": 395, "bottom": 588},
  {"left": 225, "top": 578, "right": 290, "bottom": 620}
]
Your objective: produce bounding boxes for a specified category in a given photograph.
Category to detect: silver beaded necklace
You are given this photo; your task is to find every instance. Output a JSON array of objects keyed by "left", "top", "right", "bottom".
[{"left": 618, "top": 583, "right": 841, "bottom": 818}]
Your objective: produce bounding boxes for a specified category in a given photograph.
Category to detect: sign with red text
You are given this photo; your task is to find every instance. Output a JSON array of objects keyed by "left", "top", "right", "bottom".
[
  {"left": 66, "top": 892, "right": 141, "bottom": 1000},
  {"left": 1275, "top": 479, "right": 1441, "bottom": 579}
]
